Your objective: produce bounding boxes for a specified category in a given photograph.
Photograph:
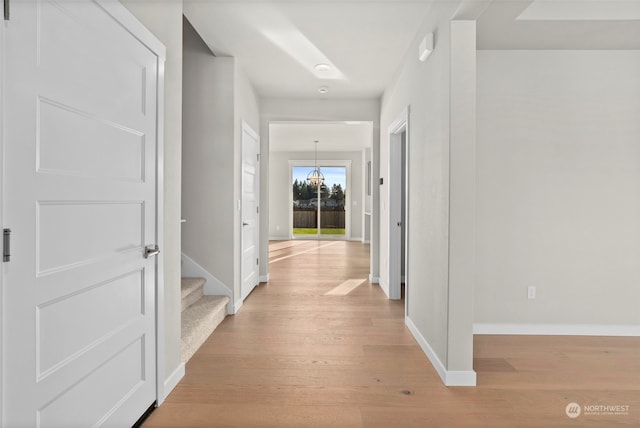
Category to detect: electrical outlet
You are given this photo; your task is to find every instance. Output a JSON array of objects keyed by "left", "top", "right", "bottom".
[{"left": 527, "top": 286, "right": 536, "bottom": 300}]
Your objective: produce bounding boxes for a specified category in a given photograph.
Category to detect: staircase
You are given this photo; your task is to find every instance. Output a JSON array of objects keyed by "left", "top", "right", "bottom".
[{"left": 181, "top": 277, "right": 229, "bottom": 363}]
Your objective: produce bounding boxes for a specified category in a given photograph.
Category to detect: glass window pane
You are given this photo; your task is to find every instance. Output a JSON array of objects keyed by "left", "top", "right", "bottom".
[{"left": 319, "top": 167, "right": 346, "bottom": 236}]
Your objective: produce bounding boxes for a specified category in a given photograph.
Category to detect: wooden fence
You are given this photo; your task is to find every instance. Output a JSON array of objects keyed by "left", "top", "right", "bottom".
[{"left": 293, "top": 209, "right": 345, "bottom": 229}]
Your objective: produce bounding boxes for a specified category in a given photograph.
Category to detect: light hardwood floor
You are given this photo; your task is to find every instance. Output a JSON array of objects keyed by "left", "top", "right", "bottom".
[{"left": 144, "top": 241, "right": 640, "bottom": 427}]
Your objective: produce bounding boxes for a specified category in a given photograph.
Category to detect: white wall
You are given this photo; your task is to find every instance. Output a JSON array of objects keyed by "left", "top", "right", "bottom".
[
  {"left": 233, "top": 62, "right": 261, "bottom": 305},
  {"left": 269, "top": 151, "right": 363, "bottom": 240},
  {"left": 381, "top": 6, "right": 453, "bottom": 364},
  {"left": 182, "top": 20, "right": 235, "bottom": 290},
  {"left": 182, "top": 19, "right": 260, "bottom": 310},
  {"left": 260, "top": 99, "right": 380, "bottom": 281},
  {"left": 380, "top": 1, "right": 476, "bottom": 384},
  {"left": 475, "top": 50, "right": 640, "bottom": 329},
  {"left": 120, "top": 0, "right": 183, "bottom": 385},
  {"left": 447, "top": 20, "right": 476, "bottom": 371}
]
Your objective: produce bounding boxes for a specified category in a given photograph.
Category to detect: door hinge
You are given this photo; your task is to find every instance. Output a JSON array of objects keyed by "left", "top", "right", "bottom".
[
  {"left": 256, "top": 258, "right": 259, "bottom": 265},
  {"left": 3, "top": 228, "right": 11, "bottom": 262},
  {"left": 256, "top": 153, "right": 261, "bottom": 162},
  {"left": 4, "top": 0, "right": 9, "bottom": 21},
  {"left": 256, "top": 206, "right": 259, "bottom": 214}
]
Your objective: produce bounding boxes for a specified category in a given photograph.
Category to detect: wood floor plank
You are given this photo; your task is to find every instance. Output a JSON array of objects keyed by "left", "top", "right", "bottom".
[
  {"left": 143, "top": 403, "right": 363, "bottom": 428},
  {"left": 146, "top": 241, "right": 640, "bottom": 427}
]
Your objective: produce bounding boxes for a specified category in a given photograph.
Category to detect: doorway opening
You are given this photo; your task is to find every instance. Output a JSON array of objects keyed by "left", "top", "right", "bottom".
[
  {"left": 268, "top": 121, "right": 373, "bottom": 246},
  {"left": 388, "top": 108, "right": 409, "bottom": 313},
  {"left": 267, "top": 121, "right": 374, "bottom": 290}
]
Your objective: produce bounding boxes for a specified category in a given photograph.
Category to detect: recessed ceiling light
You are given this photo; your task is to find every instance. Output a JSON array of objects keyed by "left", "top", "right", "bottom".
[
  {"left": 314, "top": 63, "right": 331, "bottom": 72},
  {"left": 318, "top": 86, "right": 329, "bottom": 94}
]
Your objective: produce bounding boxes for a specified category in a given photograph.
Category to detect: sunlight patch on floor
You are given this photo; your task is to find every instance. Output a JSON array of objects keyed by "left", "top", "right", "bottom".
[
  {"left": 324, "top": 278, "right": 367, "bottom": 296},
  {"left": 269, "top": 241, "right": 339, "bottom": 264}
]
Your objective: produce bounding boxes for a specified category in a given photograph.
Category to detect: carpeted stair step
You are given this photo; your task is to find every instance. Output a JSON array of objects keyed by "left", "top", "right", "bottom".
[
  {"left": 181, "top": 277, "right": 205, "bottom": 312},
  {"left": 181, "top": 295, "right": 230, "bottom": 363}
]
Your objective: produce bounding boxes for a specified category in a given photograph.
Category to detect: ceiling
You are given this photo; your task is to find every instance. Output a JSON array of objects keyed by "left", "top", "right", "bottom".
[
  {"left": 269, "top": 122, "right": 373, "bottom": 152},
  {"left": 183, "top": 0, "right": 640, "bottom": 99},
  {"left": 183, "top": 0, "right": 435, "bottom": 99},
  {"left": 477, "top": 0, "right": 640, "bottom": 50},
  {"left": 183, "top": 0, "right": 639, "bottom": 152}
]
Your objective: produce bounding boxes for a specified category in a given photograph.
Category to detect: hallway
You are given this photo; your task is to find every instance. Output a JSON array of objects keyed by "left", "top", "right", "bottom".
[{"left": 144, "top": 241, "right": 640, "bottom": 427}]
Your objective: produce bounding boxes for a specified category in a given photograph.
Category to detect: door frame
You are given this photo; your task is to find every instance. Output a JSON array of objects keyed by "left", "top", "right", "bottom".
[
  {"left": 1, "top": 11, "right": 6, "bottom": 423},
  {"left": 101, "top": 3, "right": 168, "bottom": 406},
  {"left": 0, "top": 1, "right": 168, "bottom": 416},
  {"left": 240, "top": 120, "right": 260, "bottom": 300},
  {"left": 288, "top": 159, "right": 352, "bottom": 240},
  {"left": 388, "top": 107, "right": 410, "bottom": 310}
]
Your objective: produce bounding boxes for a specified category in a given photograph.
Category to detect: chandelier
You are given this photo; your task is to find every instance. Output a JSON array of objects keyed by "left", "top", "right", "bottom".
[{"left": 306, "top": 140, "right": 324, "bottom": 187}]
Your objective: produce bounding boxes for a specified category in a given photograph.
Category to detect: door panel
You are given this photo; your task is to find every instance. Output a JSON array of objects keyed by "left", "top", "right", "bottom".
[
  {"left": 37, "top": 269, "right": 144, "bottom": 377},
  {"left": 388, "top": 130, "right": 404, "bottom": 300},
  {"left": 241, "top": 124, "right": 260, "bottom": 301},
  {"left": 3, "top": 0, "right": 160, "bottom": 426},
  {"left": 38, "top": 0, "right": 150, "bottom": 123},
  {"left": 37, "top": 337, "right": 146, "bottom": 427},
  {"left": 37, "top": 201, "right": 144, "bottom": 274},
  {"left": 37, "top": 98, "right": 145, "bottom": 181}
]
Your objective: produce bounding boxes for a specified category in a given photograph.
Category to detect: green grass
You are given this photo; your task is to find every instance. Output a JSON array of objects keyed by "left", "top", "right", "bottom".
[{"left": 293, "top": 228, "right": 345, "bottom": 235}]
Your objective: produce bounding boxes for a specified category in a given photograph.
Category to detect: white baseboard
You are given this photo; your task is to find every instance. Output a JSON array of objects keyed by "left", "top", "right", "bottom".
[
  {"left": 181, "top": 252, "right": 234, "bottom": 313},
  {"left": 473, "top": 323, "right": 640, "bottom": 337},
  {"left": 269, "top": 235, "right": 290, "bottom": 241},
  {"left": 161, "top": 362, "right": 184, "bottom": 403},
  {"left": 369, "top": 274, "right": 379, "bottom": 284},
  {"left": 378, "top": 278, "right": 390, "bottom": 299},
  {"left": 406, "top": 316, "right": 476, "bottom": 387},
  {"left": 363, "top": 240, "right": 370, "bottom": 244},
  {"left": 259, "top": 274, "right": 270, "bottom": 283},
  {"left": 231, "top": 298, "right": 243, "bottom": 315},
  {"left": 445, "top": 370, "right": 477, "bottom": 386}
]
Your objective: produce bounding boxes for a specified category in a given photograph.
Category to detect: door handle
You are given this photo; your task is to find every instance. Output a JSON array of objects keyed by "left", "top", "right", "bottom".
[
  {"left": 243, "top": 222, "right": 249, "bottom": 227},
  {"left": 144, "top": 245, "right": 160, "bottom": 259}
]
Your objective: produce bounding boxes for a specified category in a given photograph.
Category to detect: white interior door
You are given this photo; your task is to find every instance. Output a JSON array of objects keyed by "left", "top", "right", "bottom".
[
  {"left": 388, "top": 114, "right": 408, "bottom": 301},
  {"left": 2, "top": 1, "right": 162, "bottom": 426},
  {"left": 389, "top": 132, "right": 402, "bottom": 300},
  {"left": 241, "top": 122, "right": 260, "bottom": 301}
]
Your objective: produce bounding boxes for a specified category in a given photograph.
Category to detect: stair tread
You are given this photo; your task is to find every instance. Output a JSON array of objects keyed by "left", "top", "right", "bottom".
[
  {"left": 181, "top": 295, "right": 230, "bottom": 362},
  {"left": 182, "top": 295, "right": 229, "bottom": 332},
  {"left": 181, "top": 277, "right": 206, "bottom": 299}
]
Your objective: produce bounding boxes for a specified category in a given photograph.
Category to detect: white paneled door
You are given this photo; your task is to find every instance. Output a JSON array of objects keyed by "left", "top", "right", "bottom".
[
  {"left": 241, "top": 122, "right": 260, "bottom": 301},
  {"left": 2, "top": 1, "right": 164, "bottom": 426}
]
